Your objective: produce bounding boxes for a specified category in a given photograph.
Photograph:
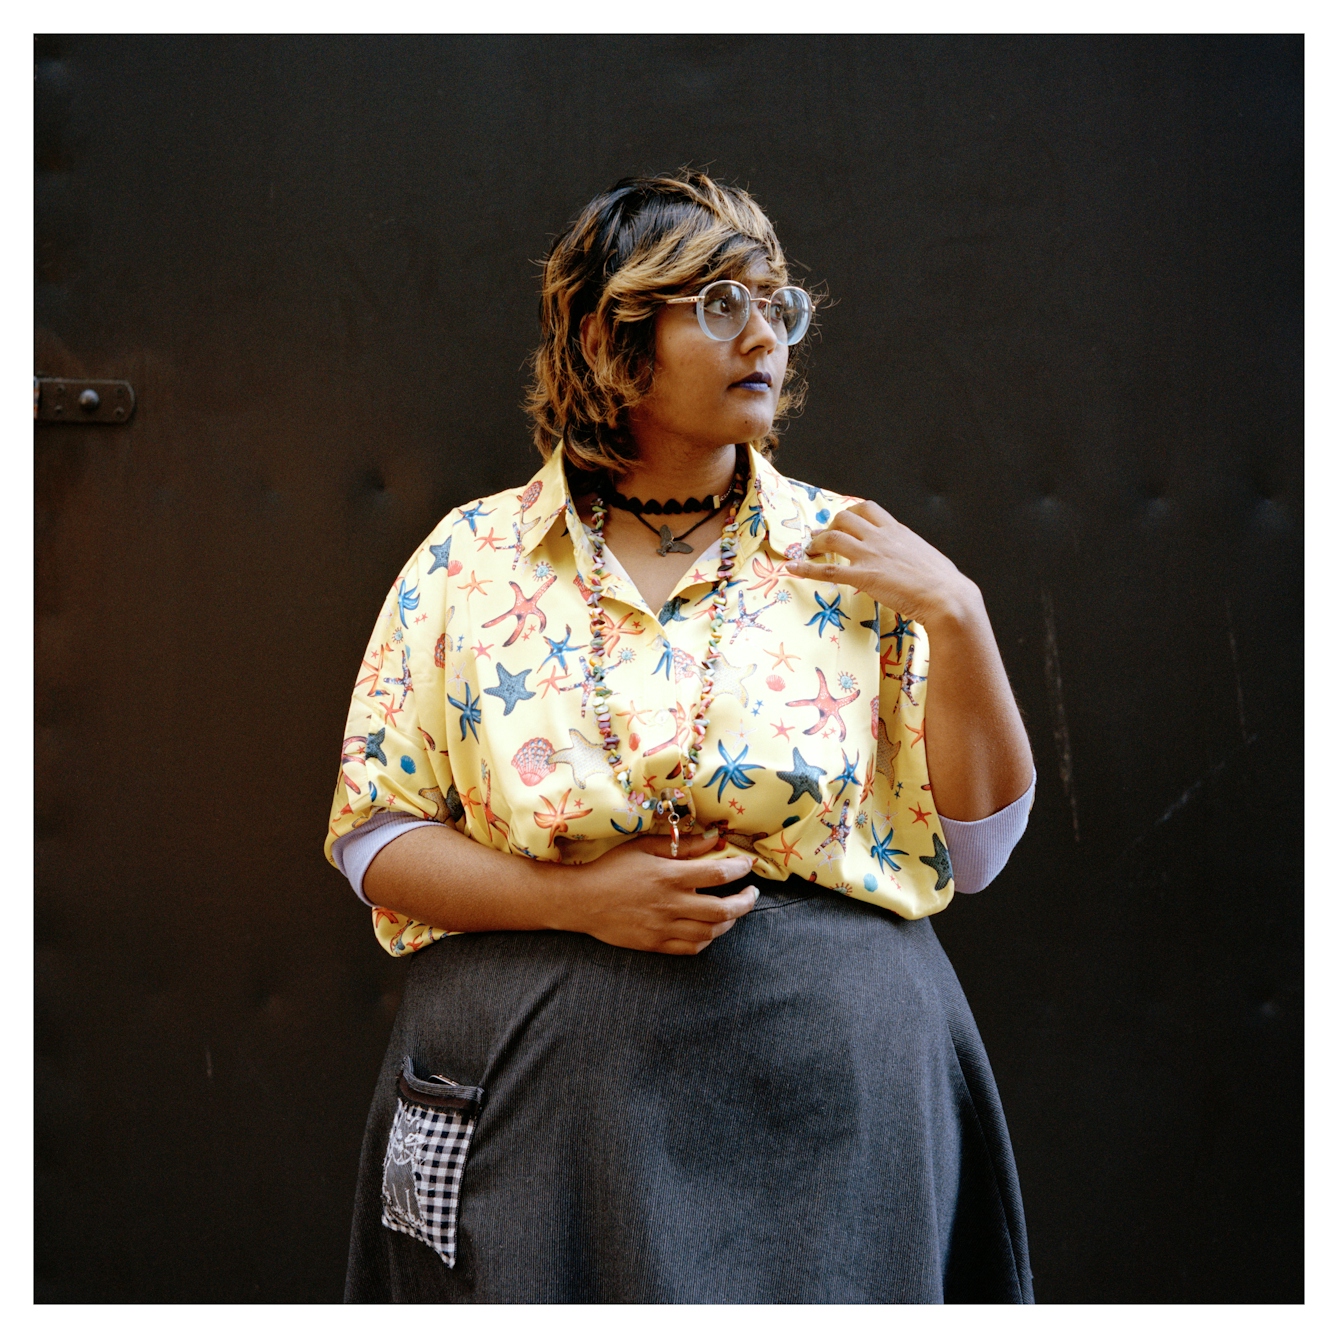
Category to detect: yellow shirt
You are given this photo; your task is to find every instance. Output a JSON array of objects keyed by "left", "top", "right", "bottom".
[{"left": 325, "top": 445, "right": 954, "bottom": 956}]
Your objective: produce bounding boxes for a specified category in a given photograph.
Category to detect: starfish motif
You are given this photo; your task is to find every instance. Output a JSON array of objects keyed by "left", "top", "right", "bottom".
[
  {"left": 870, "top": 821, "right": 910, "bottom": 874},
  {"left": 875, "top": 718, "right": 902, "bottom": 787},
  {"left": 481, "top": 573, "right": 557, "bottom": 646},
  {"left": 446, "top": 682, "right": 483, "bottom": 742},
  {"left": 550, "top": 728, "right": 614, "bottom": 789},
  {"left": 539, "top": 623, "right": 585, "bottom": 672},
  {"left": 897, "top": 648, "right": 927, "bottom": 708},
  {"left": 786, "top": 667, "right": 860, "bottom": 742},
  {"left": 475, "top": 527, "right": 504, "bottom": 551},
  {"left": 766, "top": 642, "right": 800, "bottom": 671},
  {"left": 771, "top": 720, "right": 795, "bottom": 740},
  {"left": 711, "top": 656, "right": 756, "bottom": 707},
  {"left": 919, "top": 832, "right": 953, "bottom": 890},
  {"left": 815, "top": 800, "right": 854, "bottom": 858},
  {"left": 427, "top": 535, "right": 453, "bottom": 574},
  {"left": 909, "top": 803, "right": 931, "bottom": 827},
  {"left": 365, "top": 727, "right": 387, "bottom": 765},
  {"left": 535, "top": 665, "right": 572, "bottom": 697},
  {"left": 658, "top": 595, "right": 689, "bottom": 626},
  {"left": 833, "top": 749, "right": 861, "bottom": 796},
  {"left": 704, "top": 741, "right": 764, "bottom": 802},
  {"left": 533, "top": 788, "right": 593, "bottom": 846},
  {"left": 887, "top": 613, "right": 918, "bottom": 660},
  {"left": 471, "top": 640, "right": 493, "bottom": 661},
  {"left": 394, "top": 578, "right": 420, "bottom": 627},
  {"left": 905, "top": 718, "right": 927, "bottom": 749},
  {"left": 763, "top": 825, "right": 803, "bottom": 868},
  {"left": 748, "top": 553, "right": 786, "bottom": 598},
  {"left": 729, "top": 591, "right": 777, "bottom": 643},
  {"left": 483, "top": 663, "right": 536, "bottom": 715},
  {"left": 480, "top": 760, "right": 510, "bottom": 842},
  {"left": 645, "top": 702, "right": 690, "bottom": 756},
  {"left": 776, "top": 747, "right": 826, "bottom": 805},
  {"left": 460, "top": 570, "right": 491, "bottom": 600},
  {"left": 457, "top": 784, "right": 482, "bottom": 819},
  {"left": 805, "top": 589, "right": 850, "bottom": 638},
  {"left": 786, "top": 477, "right": 824, "bottom": 502},
  {"left": 596, "top": 609, "right": 643, "bottom": 654},
  {"left": 459, "top": 501, "right": 493, "bottom": 534},
  {"left": 652, "top": 638, "right": 674, "bottom": 679}
]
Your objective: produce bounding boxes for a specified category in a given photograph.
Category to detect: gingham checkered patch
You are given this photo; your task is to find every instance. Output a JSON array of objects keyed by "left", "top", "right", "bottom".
[{"left": 381, "top": 1072, "right": 480, "bottom": 1268}]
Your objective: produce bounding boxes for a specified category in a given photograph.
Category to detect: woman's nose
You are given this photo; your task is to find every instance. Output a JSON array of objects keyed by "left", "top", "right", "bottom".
[{"left": 738, "top": 302, "right": 779, "bottom": 353}]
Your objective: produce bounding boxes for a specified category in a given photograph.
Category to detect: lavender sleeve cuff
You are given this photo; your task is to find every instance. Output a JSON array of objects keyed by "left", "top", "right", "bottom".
[
  {"left": 331, "top": 811, "right": 438, "bottom": 907},
  {"left": 333, "top": 773, "right": 1036, "bottom": 905},
  {"left": 937, "top": 772, "right": 1036, "bottom": 895}
]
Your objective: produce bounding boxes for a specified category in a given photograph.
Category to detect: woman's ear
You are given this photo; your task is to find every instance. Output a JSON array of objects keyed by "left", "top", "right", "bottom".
[{"left": 579, "top": 313, "right": 600, "bottom": 369}]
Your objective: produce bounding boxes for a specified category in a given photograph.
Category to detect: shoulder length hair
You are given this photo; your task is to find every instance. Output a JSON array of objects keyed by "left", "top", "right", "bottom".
[{"left": 525, "top": 170, "right": 811, "bottom": 477}]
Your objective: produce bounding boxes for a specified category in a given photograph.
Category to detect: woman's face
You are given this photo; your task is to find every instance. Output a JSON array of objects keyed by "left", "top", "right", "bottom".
[{"left": 628, "top": 267, "right": 791, "bottom": 453}]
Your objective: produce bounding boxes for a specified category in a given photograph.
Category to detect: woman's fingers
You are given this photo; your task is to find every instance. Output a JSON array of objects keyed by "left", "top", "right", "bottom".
[
  {"left": 804, "top": 527, "right": 863, "bottom": 560},
  {"left": 665, "top": 854, "right": 753, "bottom": 887}
]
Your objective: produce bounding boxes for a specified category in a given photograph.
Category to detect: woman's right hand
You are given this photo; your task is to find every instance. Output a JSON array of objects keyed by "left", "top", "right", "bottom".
[{"left": 555, "top": 831, "right": 759, "bottom": 955}]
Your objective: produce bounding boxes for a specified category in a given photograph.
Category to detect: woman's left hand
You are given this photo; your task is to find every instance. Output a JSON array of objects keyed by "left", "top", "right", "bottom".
[{"left": 783, "top": 500, "right": 977, "bottom": 629}]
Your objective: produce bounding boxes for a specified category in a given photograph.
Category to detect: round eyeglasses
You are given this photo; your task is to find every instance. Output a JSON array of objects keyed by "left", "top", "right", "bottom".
[{"left": 663, "top": 280, "right": 813, "bottom": 346}]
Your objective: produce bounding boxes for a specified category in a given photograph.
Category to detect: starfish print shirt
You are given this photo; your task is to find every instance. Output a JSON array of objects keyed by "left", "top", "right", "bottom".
[{"left": 325, "top": 445, "right": 955, "bottom": 956}]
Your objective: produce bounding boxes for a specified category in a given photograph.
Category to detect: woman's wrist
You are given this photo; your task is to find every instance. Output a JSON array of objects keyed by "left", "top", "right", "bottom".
[{"left": 917, "top": 575, "right": 986, "bottom": 638}]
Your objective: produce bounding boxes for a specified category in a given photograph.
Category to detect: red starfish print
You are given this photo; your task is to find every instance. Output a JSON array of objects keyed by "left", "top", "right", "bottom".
[
  {"left": 414, "top": 613, "right": 428, "bottom": 624},
  {"left": 786, "top": 668, "right": 860, "bottom": 742},
  {"left": 461, "top": 570, "right": 491, "bottom": 600},
  {"left": 481, "top": 573, "right": 557, "bottom": 646},
  {"left": 771, "top": 720, "right": 795, "bottom": 740},
  {"left": 766, "top": 642, "right": 799, "bottom": 671},
  {"left": 646, "top": 702, "right": 689, "bottom": 756},
  {"left": 382, "top": 695, "right": 405, "bottom": 728},
  {"left": 880, "top": 642, "right": 903, "bottom": 676},
  {"left": 475, "top": 527, "right": 504, "bottom": 551},
  {"left": 472, "top": 640, "right": 494, "bottom": 660},
  {"left": 458, "top": 786, "right": 482, "bottom": 820},
  {"left": 536, "top": 665, "right": 570, "bottom": 697},
  {"left": 480, "top": 761, "right": 511, "bottom": 842},
  {"left": 905, "top": 719, "right": 927, "bottom": 749},
  {"left": 599, "top": 610, "right": 643, "bottom": 655},
  {"left": 830, "top": 634, "right": 841, "bottom": 646},
  {"left": 768, "top": 827, "right": 803, "bottom": 867},
  {"left": 748, "top": 553, "right": 785, "bottom": 598},
  {"left": 355, "top": 643, "right": 386, "bottom": 694},
  {"left": 728, "top": 799, "right": 745, "bottom": 814},
  {"left": 689, "top": 566, "right": 710, "bottom": 585},
  {"left": 533, "top": 788, "right": 593, "bottom": 847},
  {"left": 909, "top": 803, "right": 931, "bottom": 827}
]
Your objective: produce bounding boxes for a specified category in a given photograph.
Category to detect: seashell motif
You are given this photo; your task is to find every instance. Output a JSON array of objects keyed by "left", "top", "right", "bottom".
[
  {"left": 870, "top": 695, "right": 880, "bottom": 738},
  {"left": 434, "top": 634, "right": 446, "bottom": 668},
  {"left": 671, "top": 648, "right": 700, "bottom": 683},
  {"left": 766, "top": 674, "right": 785, "bottom": 692},
  {"left": 518, "top": 480, "right": 543, "bottom": 513},
  {"left": 512, "top": 736, "right": 556, "bottom": 786}
]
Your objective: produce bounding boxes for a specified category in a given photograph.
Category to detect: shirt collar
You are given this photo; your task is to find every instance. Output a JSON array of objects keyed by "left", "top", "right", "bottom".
[{"left": 515, "top": 440, "right": 806, "bottom": 562}]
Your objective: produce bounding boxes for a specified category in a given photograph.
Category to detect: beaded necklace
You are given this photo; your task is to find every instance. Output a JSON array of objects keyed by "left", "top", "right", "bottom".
[{"left": 584, "top": 456, "right": 747, "bottom": 857}]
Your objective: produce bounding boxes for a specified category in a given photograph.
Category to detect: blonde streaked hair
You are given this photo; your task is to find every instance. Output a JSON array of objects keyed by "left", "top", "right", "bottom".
[{"left": 525, "top": 170, "right": 809, "bottom": 477}]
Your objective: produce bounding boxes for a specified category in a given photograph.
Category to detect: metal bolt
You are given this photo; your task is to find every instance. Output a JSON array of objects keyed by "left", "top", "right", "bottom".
[{"left": 79, "top": 389, "right": 101, "bottom": 411}]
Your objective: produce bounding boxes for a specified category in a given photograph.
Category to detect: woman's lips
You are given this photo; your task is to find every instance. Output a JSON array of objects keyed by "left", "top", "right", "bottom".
[{"left": 730, "top": 371, "right": 773, "bottom": 389}]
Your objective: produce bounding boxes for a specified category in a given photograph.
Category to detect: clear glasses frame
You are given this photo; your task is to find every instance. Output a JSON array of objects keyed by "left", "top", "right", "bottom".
[{"left": 663, "top": 279, "right": 814, "bottom": 346}]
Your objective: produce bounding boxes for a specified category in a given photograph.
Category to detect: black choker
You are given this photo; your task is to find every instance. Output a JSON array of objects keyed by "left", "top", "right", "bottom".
[{"left": 597, "top": 473, "right": 747, "bottom": 556}]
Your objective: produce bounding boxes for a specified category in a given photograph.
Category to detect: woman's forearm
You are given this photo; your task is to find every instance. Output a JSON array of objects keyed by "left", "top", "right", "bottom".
[
  {"left": 362, "top": 822, "right": 579, "bottom": 932},
  {"left": 921, "top": 580, "right": 1034, "bottom": 821}
]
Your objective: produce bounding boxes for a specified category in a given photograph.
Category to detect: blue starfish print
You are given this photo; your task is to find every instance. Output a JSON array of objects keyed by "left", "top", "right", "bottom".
[
  {"left": 658, "top": 596, "right": 689, "bottom": 626},
  {"left": 834, "top": 749, "right": 861, "bottom": 796},
  {"left": 653, "top": 638, "right": 673, "bottom": 679},
  {"left": 459, "top": 501, "right": 493, "bottom": 534},
  {"left": 786, "top": 477, "right": 823, "bottom": 502},
  {"left": 395, "top": 578, "right": 420, "bottom": 628},
  {"left": 365, "top": 728, "right": 387, "bottom": 765},
  {"left": 861, "top": 606, "right": 882, "bottom": 637},
  {"left": 919, "top": 832, "right": 953, "bottom": 890},
  {"left": 776, "top": 748, "right": 826, "bottom": 805},
  {"left": 870, "top": 821, "right": 910, "bottom": 874},
  {"left": 539, "top": 624, "right": 585, "bottom": 672},
  {"left": 888, "top": 613, "right": 918, "bottom": 659},
  {"left": 744, "top": 502, "right": 766, "bottom": 537},
  {"left": 426, "top": 535, "right": 452, "bottom": 574},
  {"left": 705, "top": 742, "right": 764, "bottom": 802},
  {"left": 805, "top": 590, "right": 849, "bottom": 638},
  {"left": 447, "top": 682, "right": 482, "bottom": 742},
  {"left": 483, "top": 663, "right": 536, "bottom": 715}
]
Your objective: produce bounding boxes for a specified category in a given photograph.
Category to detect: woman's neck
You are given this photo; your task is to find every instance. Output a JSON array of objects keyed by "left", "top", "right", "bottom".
[{"left": 614, "top": 441, "right": 740, "bottom": 502}]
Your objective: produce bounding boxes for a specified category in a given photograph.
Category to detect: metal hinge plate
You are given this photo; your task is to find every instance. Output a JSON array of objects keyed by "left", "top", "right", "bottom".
[{"left": 34, "top": 377, "right": 136, "bottom": 424}]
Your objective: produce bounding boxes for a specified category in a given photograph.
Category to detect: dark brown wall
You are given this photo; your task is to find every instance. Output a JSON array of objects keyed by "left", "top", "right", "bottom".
[{"left": 35, "top": 34, "right": 1302, "bottom": 1302}]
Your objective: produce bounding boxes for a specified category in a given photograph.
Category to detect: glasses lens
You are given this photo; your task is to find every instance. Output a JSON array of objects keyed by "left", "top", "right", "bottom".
[
  {"left": 698, "top": 280, "right": 750, "bottom": 341},
  {"left": 769, "top": 287, "right": 812, "bottom": 345}
]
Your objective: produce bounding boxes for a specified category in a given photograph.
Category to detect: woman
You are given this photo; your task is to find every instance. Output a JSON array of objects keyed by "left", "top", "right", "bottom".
[{"left": 326, "top": 171, "right": 1037, "bottom": 1303}]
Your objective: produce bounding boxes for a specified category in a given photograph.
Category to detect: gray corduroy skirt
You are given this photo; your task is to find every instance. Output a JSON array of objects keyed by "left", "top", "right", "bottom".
[{"left": 344, "top": 878, "right": 1033, "bottom": 1304}]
